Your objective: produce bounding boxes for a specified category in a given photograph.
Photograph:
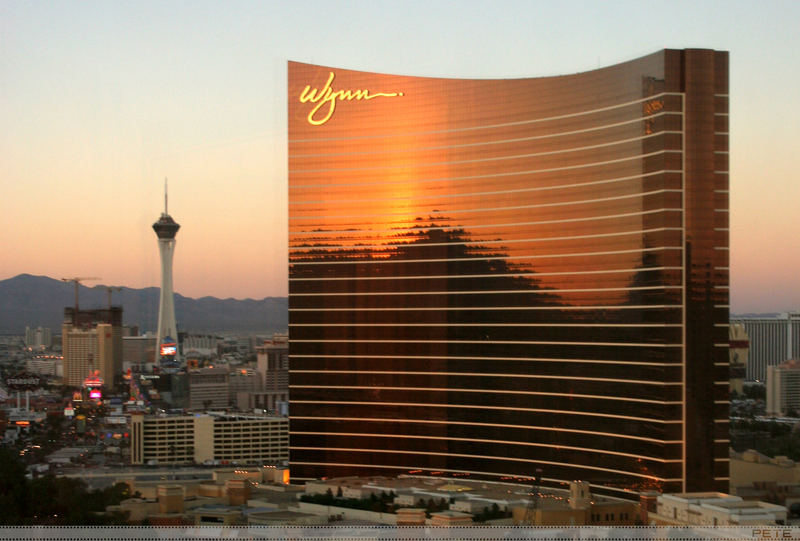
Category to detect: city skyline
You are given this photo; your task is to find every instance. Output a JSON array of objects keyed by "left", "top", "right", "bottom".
[{"left": 2, "top": 1, "right": 799, "bottom": 313}]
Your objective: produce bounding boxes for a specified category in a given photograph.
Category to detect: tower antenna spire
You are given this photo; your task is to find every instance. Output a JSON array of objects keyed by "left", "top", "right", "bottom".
[{"left": 164, "top": 177, "right": 168, "bottom": 215}]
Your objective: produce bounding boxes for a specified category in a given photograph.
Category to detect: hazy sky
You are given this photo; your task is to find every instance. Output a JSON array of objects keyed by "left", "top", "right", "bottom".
[{"left": 2, "top": 0, "right": 798, "bottom": 313}]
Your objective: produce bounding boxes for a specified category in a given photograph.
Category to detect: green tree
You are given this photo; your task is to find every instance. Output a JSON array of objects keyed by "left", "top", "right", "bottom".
[{"left": 0, "top": 447, "right": 28, "bottom": 524}]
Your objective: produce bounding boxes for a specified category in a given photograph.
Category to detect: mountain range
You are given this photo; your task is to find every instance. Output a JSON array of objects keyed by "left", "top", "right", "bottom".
[{"left": 0, "top": 274, "right": 287, "bottom": 335}]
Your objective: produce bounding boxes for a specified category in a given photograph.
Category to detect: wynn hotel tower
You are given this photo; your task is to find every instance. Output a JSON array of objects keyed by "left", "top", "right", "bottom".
[{"left": 288, "top": 49, "right": 729, "bottom": 496}]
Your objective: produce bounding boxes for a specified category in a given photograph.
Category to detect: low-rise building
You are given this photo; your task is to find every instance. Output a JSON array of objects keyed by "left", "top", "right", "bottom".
[
  {"left": 430, "top": 510, "right": 472, "bottom": 526},
  {"left": 511, "top": 481, "right": 638, "bottom": 526},
  {"left": 649, "top": 492, "right": 787, "bottom": 525},
  {"left": 731, "top": 449, "right": 800, "bottom": 488},
  {"left": 235, "top": 390, "right": 288, "bottom": 414},
  {"left": 300, "top": 475, "right": 636, "bottom": 526},
  {"left": 188, "top": 504, "right": 243, "bottom": 525},
  {"left": 130, "top": 412, "right": 288, "bottom": 465}
]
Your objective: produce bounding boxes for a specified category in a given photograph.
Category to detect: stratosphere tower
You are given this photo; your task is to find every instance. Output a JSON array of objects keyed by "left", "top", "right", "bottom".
[{"left": 152, "top": 181, "right": 180, "bottom": 368}]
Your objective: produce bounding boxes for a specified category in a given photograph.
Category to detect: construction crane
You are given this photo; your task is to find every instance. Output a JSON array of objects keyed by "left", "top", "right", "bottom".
[
  {"left": 61, "top": 277, "right": 101, "bottom": 314},
  {"left": 105, "top": 286, "right": 122, "bottom": 309},
  {"left": 522, "top": 468, "right": 543, "bottom": 525}
]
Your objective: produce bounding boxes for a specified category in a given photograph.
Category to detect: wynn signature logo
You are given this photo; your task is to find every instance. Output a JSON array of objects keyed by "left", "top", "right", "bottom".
[{"left": 299, "top": 72, "right": 404, "bottom": 126}]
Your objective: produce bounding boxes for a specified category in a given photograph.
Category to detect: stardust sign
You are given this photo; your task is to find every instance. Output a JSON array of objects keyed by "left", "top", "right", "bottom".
[{"left": 6, "top": 373, "right": 41, "bottom": 391}]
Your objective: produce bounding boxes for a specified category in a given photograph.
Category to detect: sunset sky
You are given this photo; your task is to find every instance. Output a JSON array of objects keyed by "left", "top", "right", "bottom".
[{"left": 2, "top": 0, "right": 798, "bottom": 313}]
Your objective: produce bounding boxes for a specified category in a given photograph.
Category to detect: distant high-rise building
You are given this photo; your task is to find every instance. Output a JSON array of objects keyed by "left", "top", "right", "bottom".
[
  {"left": 25, "top": 326, "right": 52, "bottom": 349},
  {"left": 732, "top": 313, "right": 800, "bottom": 381},
  {"left": 153, "top": 181, "right": 180, "bottom": 368},
  {"left": 61, "top": 307, "right": 122, "bottom": 387},
  {"left": 240, "top": 334, "right": 289, "bottom": 414},
  {"left": 122, "top": 335, "right": 157, "bottom": 369},
  {"left": 256, "top": 333, "right": 288, "bottom": 392},
  {"left": 767, "top": 359, "right": 800, "bottom": 416},
  {"left": 729, "top": 323, "right": 749, "bottom": 395},
  {"left": 288, "top": 49, "right": 729, "bottom": 495},
  {"left": 189, "top": 367, "right": 230, "bottom": 410}
]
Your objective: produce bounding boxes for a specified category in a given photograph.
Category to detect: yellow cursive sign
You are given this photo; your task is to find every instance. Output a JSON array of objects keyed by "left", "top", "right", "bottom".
[{"left": 299, "top": 72, "right": 404, "bottom": 126}]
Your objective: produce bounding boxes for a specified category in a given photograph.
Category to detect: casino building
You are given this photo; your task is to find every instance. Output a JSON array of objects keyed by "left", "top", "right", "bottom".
[{"left": 288, "top": 49, "right": 729, "bottom": 496}]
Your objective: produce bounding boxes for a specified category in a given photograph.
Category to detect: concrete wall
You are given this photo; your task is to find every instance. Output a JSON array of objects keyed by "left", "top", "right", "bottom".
[
  {"left": 193, "top": 415, "right": 214, "bottom": 463},
  {"left": 731, "top": 452, "right": 800, "bottom": 488},
  {"left": 293, "top": 501, "right": 398, "bottom": 525}
]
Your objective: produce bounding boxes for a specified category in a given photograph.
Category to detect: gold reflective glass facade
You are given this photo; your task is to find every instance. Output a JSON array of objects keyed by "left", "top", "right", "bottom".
[{"left": 288, "top": 49, "right": 729, "bottom": 496}]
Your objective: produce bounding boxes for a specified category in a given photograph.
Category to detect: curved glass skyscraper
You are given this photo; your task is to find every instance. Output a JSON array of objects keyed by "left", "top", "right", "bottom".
[{"left": 288, "top": 49, "right": 729, "bottom": 496}]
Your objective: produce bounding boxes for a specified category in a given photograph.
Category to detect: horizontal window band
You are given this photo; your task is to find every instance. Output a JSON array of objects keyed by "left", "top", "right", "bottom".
[
  {"left": 292, "top": 186, "right": 683, "bottom": 210},
  {"left": 289, "top": 200, "right": 683, "bottom": 228},
  {"left": 292, "top": 126, "right": 682, "bottom": 160},
  {"left": 291, "top": 208, "right": 682, "bottom": 234},
  {"left": 291, "top": 339, "right": 682, "bottom": 348},
  {"left": 291, "top": 286, "right": 683, "bottom": 297},
  {"left": 289, "top": 355, "right": 684, "bottom": 367},
  {"left": 292, "top": 118, "right": 681, "bottom": 159},
  {"left": 291, "top": 323, "right": 683, "bottom": 328},
  {"left": 292, "top": 370, "right": 681, "bottom": 386},
  {"left": 287, "top": 464, "right": 679, "bottom": 496},
  {"left": 291, "top": 168, "right": 680, "bottom": 194},
  {"left": 291, "top": 266, "right": 684, "bottom": 282},
  {"left": 290, "top": 286, "right": 684, "bottom": 298},
  {"left": 290, "top": 304, "right": 683, "bottom": 312},
  {"left": 288, "top": 452, "right": 674, "bottom": 482},
  {"left": 291, "top": 246, "right": 682, "bottom": 266},
  {"left": 291, "top": 243, "right": 684, "bottom": 263},
  {"left": 291, "top": 431, "right": 681, "bottom": 463},
  {"left": 291, "top": 149, "right": 682, "bottom": 176},
  {"left": 293, "top": 134, "right": 680, "bottom": 176},
  {"left": 289, "top": 92, "right": 685, "bottom": 143},
  {"left": 290, "top": 385, "right": 682, "bottom": 404},
  {"left": 290, "top": 409, "right": 684, "bottom": 427},
  {"left": 291, "top": 226, "right": 683, "bottom": 252}
]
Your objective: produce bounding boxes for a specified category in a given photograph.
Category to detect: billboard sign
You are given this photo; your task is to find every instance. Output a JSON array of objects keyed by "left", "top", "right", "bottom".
[
  {"left": 6, "top": 373, "right": 41, "bottom": 391},
  {"left": 160, "top": 336, "right": 177, "bottom": 357}
]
